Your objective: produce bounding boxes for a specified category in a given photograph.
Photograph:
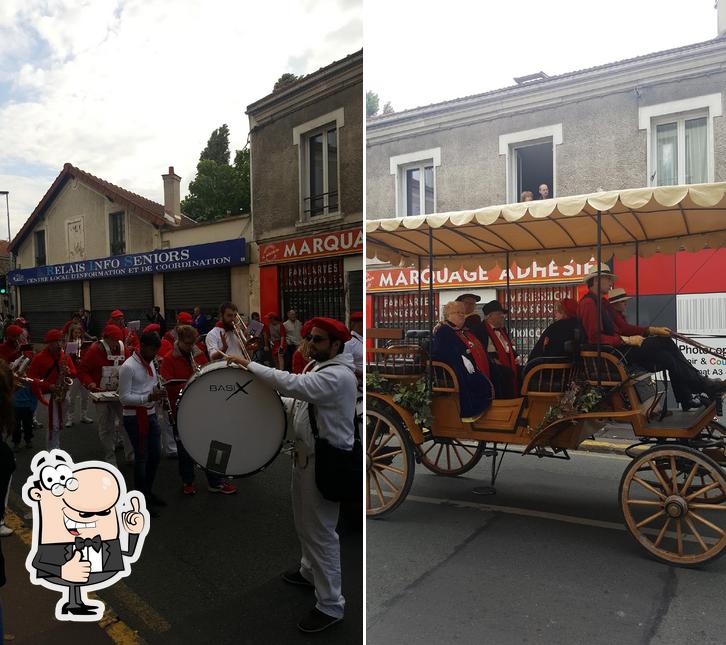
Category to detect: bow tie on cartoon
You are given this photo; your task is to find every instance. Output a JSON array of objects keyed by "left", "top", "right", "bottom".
[{"left": 74, "top": 535, "right": 102, "bottom": 553}]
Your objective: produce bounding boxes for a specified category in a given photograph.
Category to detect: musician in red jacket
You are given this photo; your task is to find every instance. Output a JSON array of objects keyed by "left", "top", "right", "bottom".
[
  {"left": 0, "top": 325, "right": 25, "bottom": 363},
  {"left": 159, "top": 325, "right": 236, "bottom": 496},
  {"left": 578, "top": 265, "right": 726, "bottom": 410},
  {"left": 163, "top": 311, "right": 193, "bottom": 345},
  {"left": 27, "top": 330, "right": 76, "bottom": 450},
  {"left": 78, "top": 325, "right": 134, "bottom": 466},
  {"left": 108, "top": 309, "right": 140, "bottom": 352}
]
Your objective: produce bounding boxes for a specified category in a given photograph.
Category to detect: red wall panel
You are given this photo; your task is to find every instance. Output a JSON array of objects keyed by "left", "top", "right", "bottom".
[{"left": 259, "top": 265, "right": 280, "bottom": 318}]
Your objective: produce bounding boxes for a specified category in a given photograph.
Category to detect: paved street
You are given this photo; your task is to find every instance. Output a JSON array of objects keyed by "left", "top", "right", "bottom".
[
  {"left": 4, "top": 405, "right": 362, "bottom": 644},
  {"left": 367, "top": 450, "right": 726, "bottom": 645}
]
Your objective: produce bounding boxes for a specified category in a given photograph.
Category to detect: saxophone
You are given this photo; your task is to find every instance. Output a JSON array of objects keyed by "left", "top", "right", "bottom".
[{"left": 53, "top": 359, "right": 74, "bottom": 402}]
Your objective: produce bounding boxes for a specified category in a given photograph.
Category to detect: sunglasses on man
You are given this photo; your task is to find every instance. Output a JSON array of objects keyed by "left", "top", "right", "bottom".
[{"left": 306, "top": 334, "right": 330, "bottom": 344}]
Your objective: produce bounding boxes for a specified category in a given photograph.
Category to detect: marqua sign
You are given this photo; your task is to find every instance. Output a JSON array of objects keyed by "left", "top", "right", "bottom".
[{"left": 8, "top": 238, "right": 247, "bottom": 286}]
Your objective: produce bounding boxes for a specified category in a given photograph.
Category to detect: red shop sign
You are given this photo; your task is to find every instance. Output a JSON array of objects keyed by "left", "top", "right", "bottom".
[{"left": 259, "top": 227, "right": 363, "bottom": 265}]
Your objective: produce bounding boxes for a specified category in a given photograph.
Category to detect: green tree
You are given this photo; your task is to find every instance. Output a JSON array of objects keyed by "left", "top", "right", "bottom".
[
  {"left": 382, "top": 101, "right": 394, "bottom": 115},
  {"left": 181, "top": 160, "right": 246, "bottom": 222},
  {"left": 366, "top": 90, "right": 380, "bottom": 117},
  {"left": 200, "top": 124, "right": 231, "bottom": 165},
  {"left": 233, "top": 147, "right": 251, "bottom": 214},
  {"left": 273, "top": 72, "right": 300, "bottom": 92}
]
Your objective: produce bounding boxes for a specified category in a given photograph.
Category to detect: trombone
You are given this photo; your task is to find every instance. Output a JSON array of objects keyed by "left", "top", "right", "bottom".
[{"left": 231, "top": 313, "right": 259, "bottom": 362}]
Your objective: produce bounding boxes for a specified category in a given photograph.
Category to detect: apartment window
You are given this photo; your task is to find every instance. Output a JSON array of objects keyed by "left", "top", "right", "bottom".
[
  {"left": 292, "top": 108, "right": 345, "bottom": 223},
  {"left": 653, "top": 114, "right": 708, "bottom": 186},
  {"left": 389, "top": 148, "right": 441, "bottom": 217},
  {"left": 499, "top": 125, "right": 562, "bottom": 203},
  {"left": 305, "top": 124, "right": 339, "bottom": 217},
  {"left": 639, "top": 94, "right": 721, "bottom": 187},
  {"left": 34, "top": 230, "right": 46, "bottom": 266},
  {"left": 109, "top": 211, "right": 125, "bottom": 256}
]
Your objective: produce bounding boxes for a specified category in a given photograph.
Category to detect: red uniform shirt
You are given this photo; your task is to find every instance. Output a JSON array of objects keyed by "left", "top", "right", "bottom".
[
  {"left": 577, "top": 294, "right": 623, "bottom": 346},
  {"left": 27, "top": 348, "right": 77, "bottom": 400},
  {"left": 0, "top": 341, "right": 21, "bottom": 363},
  {"left": 159, "top": 345, "right": 208, "bottom": 417},
  {"left": 77, "top": 340, "right": 131, "bottom": 390},
  {"left": 611, "top": 308, "right": 648, "bottom": 337}
]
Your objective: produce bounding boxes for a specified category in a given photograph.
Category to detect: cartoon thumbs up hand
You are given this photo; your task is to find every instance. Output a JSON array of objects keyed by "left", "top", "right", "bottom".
[
  {"left": 61, "top": 550, "right": 91, "bottom": 583},
  {"left": 122, "top": 495, "right": 146, "bottom": 535}
]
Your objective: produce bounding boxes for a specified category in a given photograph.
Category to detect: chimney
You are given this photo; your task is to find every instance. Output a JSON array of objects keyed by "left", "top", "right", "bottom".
[
  {"left": 162, "top": 166, "right": 181, "bottom": 224},
  {"left": 720, "top": 0, "right": 726, "bottom": 38}
]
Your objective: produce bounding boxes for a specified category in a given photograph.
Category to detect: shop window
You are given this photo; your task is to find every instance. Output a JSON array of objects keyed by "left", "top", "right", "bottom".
[
  {"left": 499, "top": 124, "right": 562, "bottom": 203},
  {"left": 390, "top": 148, "right": 441, "bottom": 217},
  {"left": 34, "top": 230, "right": 46, "bottom": 267},
  {"left": 638, "top": 94, "right": 721, "bottom": 187},
  {"left": 109, "top": 211, "right": 126, "bottom": 256}
]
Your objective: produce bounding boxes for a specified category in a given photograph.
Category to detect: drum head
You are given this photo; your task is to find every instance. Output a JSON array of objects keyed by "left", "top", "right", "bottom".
[{"left": 176, "top": 362, "right": 287, "bottom": 477}]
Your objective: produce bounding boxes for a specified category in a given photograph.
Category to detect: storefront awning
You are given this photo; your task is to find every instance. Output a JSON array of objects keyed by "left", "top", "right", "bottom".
[{"left": 366, "top": 182, "right": 726, "bottom": 270}]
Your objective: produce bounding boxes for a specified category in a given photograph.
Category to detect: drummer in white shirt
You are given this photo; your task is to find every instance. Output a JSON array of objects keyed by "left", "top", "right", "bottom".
[
  {"left": 226, "top": 317, "right": 357, "bottom": 634},
  {"left": 205, "top": 302, "right": 245, "bottom": 361},
  {"left": 118, "top": 331, "right": 164, "bottom": 516}
]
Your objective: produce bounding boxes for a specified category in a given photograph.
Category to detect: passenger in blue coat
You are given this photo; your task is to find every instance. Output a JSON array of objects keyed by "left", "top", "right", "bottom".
[{"left": 432, "top": 301, "right": 494, "bottom": 422}]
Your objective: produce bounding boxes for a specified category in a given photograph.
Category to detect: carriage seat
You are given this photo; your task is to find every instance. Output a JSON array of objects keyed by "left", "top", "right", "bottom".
[
  {"left": 521, "top": 356, "right": 571, "bottom": 379},
  {"left": 520, "top": 357, "right": 574, "bottom": 395}
]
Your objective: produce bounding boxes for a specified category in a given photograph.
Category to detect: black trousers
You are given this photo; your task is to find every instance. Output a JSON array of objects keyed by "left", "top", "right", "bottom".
[
  {"left": 623, "top": 337, "right": 707, "bottom": 404},
  {"left": 13, "top": 407, "right": 34, "bottom": 445}
]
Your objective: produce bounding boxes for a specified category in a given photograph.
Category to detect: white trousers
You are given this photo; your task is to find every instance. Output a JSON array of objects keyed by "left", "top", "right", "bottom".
[
  {"left": 96, "top": 402, "right": 133, "bottom": 465},
  {"left": 47, "top": 400, "right": 61, "bottom": 450},
  {"left": 292, "top": 457, "right": 345, "bottom": 619},
  {"left": 65, "top": 379, "right": 90, "bottom": 424}
]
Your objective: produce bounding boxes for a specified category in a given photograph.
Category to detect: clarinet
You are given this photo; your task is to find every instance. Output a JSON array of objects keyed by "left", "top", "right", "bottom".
[{"left": 153, "top": 357, "right": 174, "bottom": 426}]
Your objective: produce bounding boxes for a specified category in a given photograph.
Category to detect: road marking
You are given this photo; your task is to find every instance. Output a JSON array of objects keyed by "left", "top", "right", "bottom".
[
  {"left": 3, "top": 505, "right": 164, "bottom": 643},
  {"left": 404, "top": 495, "right": 717, "bottom": 545}
]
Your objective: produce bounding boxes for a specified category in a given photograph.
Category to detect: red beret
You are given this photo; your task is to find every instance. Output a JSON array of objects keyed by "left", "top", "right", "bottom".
[
  {"left": 110, "top": 309, "right": 124, "bottom": 318},
  {"left": 102, "top": 324, "right": 124, "bottom": 341},
  {"left": 308, "top": 317, "right": 351, "bottom": 343},
  {"left": 176, "top": 312, "right": 193, "bottom": 324},
  {"left": 5, "top": 324, "right": 23, "bottom": 338},
  {"left": 144, "top": 323, "right": 161, "bottom": 334},
  {"left": 301, "top": 320, "right": 314, "bottom": 338},
  {"left": 43, "top": 329, "right": 64, "bottom": 343},
  {"left": 350, "top": 312, "right": 363, "bottom": 322},
  {"left": 266, "top": 312, "right": 278, "bottom": 320}
]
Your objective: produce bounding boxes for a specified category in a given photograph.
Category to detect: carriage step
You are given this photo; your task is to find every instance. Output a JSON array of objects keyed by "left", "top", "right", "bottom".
[{"left": 642, "top": 405, "right": 715, "bottom": 431}]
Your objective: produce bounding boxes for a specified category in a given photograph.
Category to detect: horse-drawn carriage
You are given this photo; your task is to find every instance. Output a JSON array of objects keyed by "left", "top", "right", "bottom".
[{"left": 366, "top": 183, "right": 726, "bottom": 566}]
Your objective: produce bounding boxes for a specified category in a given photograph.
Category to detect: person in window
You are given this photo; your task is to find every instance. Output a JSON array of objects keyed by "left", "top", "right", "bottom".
[
  {"left": 480, "top": 300, "right": 521, "bottom": 398},
  {"left": 528, "top": 298, "right": 582, "bottom": 361},
  {"left": 578, "top": 265, "right": 726, "bottom": 410},
  {"left": 538, "top": 183, "right": 550, "bottom": 200},
  {"left": 520, "top": 191, "right": 534, "bottom": 202},
  {"left": 432, "top": 301, "right": 493, "bottom": 422}
]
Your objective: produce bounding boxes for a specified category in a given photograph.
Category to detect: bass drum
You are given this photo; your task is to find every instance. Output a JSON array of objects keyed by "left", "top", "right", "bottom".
[{"left": 176, "top": 362, "right": 287, "bottom": 477}]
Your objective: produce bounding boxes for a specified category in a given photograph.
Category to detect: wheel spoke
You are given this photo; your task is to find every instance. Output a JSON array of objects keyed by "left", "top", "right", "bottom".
[
  {"left": 446, "top": 445, "right": 451, "bottom": 471},
  {"left": 457, "top": 442, "right": 476, "bottom": 457},
  {"left": 423, "top": 442, "right": 437, "bottom": 457},
  {"left": 680, "top": 462, "right": 700, "bottom": 497},
  {"left": 372, "top": 449, "right": 402, "bottom": 462},
  {"left": 685, "top": 481, "right": 721, "bottom": 502},
  {"left": 636, "top": 509, "right": 666, "bottom": 529},
  {"left": 371, "top": 469, "right": 386, "bottom": 508},
  {"left": 626, "top": 499, "right": 663, "bottom": 506},
  {"left": 376, "top": 469, "right": 398, "bottom": 493},
  {"left": 669, "top": 456, "right": 679, "bottom": 495},
  {"left": 367, "top": 417, "right": 382, "bottom": 453},
  {"left": 451, "top": 444, "right": 465, "bottom": 469},
  {"left": 647, "top": 460, "right": 672, "bottom": 496},
  {"left": 377, "top": 462, "right": 405, "bottom": 476},
  {"left": 676, "top": 519, "right": 683, "bottom": 555},
  {"left": 372, "top": 431, "right": 395, "bottom": 456},
  {"left": 684, "top": 516, "right": 708, "bottom": 553},
  {"left": 434, "top": 443, "right": 444, "bottom": 466},
  {"left": 690, "top": 502, "right": 726, "bottom": 510},
  {"left": 689, "top": 510, "right": 726, "bottom": 537},
  {"left": 632, "top": 476, "right": 667, "bottom": 500},
  {"left": 654, "top": 518, "right": 671, "bottom": 548}
]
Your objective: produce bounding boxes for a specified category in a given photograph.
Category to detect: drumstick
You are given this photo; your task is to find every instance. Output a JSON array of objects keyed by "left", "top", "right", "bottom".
[{"left": 218, "top": 350, "right": 249, "bottom": 370}]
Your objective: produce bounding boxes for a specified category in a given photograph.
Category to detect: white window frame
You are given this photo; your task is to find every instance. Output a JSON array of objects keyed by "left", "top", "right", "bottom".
[
  {"left": 389, "top": 148, "right": 441, "bottom": 217},
  {"left": 292, "top": 108, "right": 344, "bottom": 224},
  {"left": 638, "top": 93, "right": 722, "bottom": 187},
  {"left": 498, "top": 124, "right": 562, "bottom": 203}
]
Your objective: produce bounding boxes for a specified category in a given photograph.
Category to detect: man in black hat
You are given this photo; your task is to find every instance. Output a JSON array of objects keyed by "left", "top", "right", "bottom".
[
  {"left": 480, "top": 300, "right": 520, "bottom": 398},
  {"left": 455, "top": 294, "right": 482, "bottom": 332}
]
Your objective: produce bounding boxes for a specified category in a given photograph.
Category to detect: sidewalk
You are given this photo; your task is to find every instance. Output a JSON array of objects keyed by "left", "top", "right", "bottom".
[{"left": 1, "top": 507, "right": 138, "bottom": 645}]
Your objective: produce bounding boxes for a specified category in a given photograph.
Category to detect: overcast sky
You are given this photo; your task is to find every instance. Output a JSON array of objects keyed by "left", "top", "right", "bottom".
[
  {"left": 366, "top": 0, "right": 719, "bottom": 114},
  {"left": 0, "top": 0, "right": 362, "bottom": 239}
]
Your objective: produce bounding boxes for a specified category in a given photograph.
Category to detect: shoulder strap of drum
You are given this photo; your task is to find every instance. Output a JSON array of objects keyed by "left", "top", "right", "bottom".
[{"left": 306, "top": 364, "right": 359, "bottom": 442}]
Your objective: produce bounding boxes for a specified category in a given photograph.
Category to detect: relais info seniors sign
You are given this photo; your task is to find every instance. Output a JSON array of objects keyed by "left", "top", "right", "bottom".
[
  {"left": 366, "top": 259, "right": 597, "bottom": 291},
  {"left": 8, "top": 239, "right": 247, "bottom": 286}
]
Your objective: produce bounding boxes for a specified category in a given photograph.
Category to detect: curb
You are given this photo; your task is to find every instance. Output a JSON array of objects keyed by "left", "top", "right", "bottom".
[{"left": 5, "top": 497, "right": 146, "bottom": 645}]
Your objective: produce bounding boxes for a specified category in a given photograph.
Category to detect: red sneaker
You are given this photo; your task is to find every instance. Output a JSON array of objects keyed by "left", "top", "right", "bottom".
[
  {"left": 208, "top": 482, "right": 237, "bottom": 495},
  {"left": 182, "top": 484, "right": 197, "bottom": 495}
]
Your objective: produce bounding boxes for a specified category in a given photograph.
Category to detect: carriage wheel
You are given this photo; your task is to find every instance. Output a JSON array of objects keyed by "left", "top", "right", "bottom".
[
  {"left": 367, "top": 406, "right": 415, "bottom": 518},
  {"left": 620, "top": 445, "right": 726, "bottom": 566},
  {"left": 418, "top": 437, "right": 485, "bottom": 476}
]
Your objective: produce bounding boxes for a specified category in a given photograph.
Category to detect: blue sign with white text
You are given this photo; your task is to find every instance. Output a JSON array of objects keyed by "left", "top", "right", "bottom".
[{"left": 8, "top": 238, "right": 246, "bottom": 286}]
